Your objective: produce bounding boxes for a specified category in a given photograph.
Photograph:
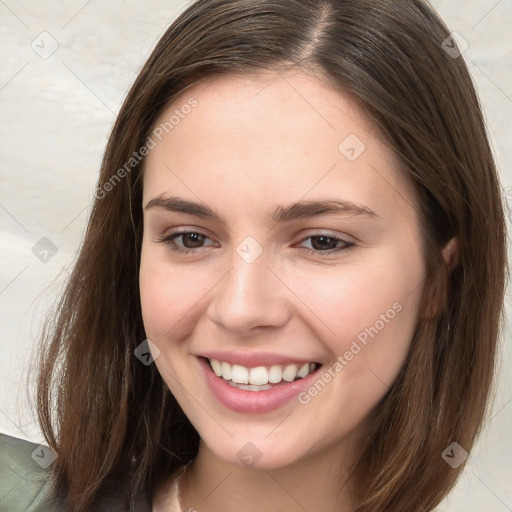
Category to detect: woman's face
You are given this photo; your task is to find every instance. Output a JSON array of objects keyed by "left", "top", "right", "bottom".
[{"left": 139, "top": 70, "right": 426, "bottom": 469}]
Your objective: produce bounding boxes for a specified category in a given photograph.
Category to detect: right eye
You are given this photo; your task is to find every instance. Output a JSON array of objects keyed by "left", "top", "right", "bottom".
[{"left": 156, "top": 231, "right": 218, "bottom": 254}]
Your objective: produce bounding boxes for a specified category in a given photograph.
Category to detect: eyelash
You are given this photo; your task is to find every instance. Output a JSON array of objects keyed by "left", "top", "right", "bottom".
[{"left": 155, "top": 231, "right": 355, "bottom": 256}]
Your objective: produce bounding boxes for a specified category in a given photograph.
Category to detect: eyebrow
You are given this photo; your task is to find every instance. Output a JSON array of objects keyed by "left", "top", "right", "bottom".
[{"left": 144, "top": 195, "right": 379, "bottom": 223}]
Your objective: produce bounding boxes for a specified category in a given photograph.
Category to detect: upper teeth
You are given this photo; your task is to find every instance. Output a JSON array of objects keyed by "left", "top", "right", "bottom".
[{"left": 208, "top": 359, "right": 316, "bottom": 385}]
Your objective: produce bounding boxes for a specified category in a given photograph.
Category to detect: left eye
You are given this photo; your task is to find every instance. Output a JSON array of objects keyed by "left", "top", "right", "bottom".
[
  {"left": 298, "top": 235, "right": 354, "bottom": 253},
  {"left": 171, "top": 232, "right": 211, "bottom": 249}
]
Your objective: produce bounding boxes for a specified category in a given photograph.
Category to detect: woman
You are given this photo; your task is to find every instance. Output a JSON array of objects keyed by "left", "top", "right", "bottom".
[{"left": 0, "top": 0, "right": 506, "bottom": 511}]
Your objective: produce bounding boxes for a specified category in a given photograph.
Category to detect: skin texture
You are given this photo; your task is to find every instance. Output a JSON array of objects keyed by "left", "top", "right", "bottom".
[{"left": 140, "top": 70, "right": 429, "bottom": 511}]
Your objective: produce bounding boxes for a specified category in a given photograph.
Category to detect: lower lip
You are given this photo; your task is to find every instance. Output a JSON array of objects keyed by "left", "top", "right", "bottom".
[{"left": 197, "top": 357, "right": 322, "bottom": 413}]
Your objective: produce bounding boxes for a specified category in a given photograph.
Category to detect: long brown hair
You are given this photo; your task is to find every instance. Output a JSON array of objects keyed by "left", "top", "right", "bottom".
[{"left": 35, "top": 0, "right": 507, "bottom": 510}]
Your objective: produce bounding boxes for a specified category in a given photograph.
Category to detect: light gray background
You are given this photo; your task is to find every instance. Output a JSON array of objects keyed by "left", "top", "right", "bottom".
[{"left": 0, "top": 1, "right": 511, "bottom": 510}]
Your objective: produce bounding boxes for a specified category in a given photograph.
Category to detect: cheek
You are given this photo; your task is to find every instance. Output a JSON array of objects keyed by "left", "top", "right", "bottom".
[
  {"left": 139, "top": 264, "right": 169, "bottom": 339},
  {"left": 139, "top": 256, "right": 204, "bottom": 387},
  {"left": 139, "top": 249, "right": 204, "bottom": 340},
  {"left": 139, "top": 245, "right": 215, "bottom": 341},
  {"left": 292, "top": 251, "right": 423, "bottom": 373},
  {"left": 290, "top": 259, "right": 423, "bottom": 435}
]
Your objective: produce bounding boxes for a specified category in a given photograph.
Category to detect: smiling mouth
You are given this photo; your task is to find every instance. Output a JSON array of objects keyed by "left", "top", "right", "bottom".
[{"left": 203, "top": 357, "right": 321, "bottom": 391}]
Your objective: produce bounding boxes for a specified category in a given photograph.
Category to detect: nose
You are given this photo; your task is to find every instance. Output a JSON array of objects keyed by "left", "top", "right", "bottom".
[{"left": 206, "top": 243, "right": 292, "bottom": 335}]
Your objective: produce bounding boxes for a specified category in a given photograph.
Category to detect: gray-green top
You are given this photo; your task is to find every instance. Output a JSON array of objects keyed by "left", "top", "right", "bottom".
[{"left": 0, "top": 433, "right": 151, "bottom": 511}]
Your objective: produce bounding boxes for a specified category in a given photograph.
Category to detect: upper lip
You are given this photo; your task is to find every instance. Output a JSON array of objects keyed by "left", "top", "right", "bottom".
[{"left": 197, "top": 350, "right": 321, "bottom": 368}]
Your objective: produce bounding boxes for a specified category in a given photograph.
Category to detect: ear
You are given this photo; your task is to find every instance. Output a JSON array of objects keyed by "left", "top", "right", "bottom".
[
  {"left": 422, "top": 237, "right": 459, "bottom": 319},
  {"left": 441, "top": 237, "right": 459, "bottom": 272}
]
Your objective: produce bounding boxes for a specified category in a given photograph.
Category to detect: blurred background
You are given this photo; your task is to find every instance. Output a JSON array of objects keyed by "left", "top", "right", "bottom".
[{"left": 0, "top": 0, "right": 510, "bottom": 509}]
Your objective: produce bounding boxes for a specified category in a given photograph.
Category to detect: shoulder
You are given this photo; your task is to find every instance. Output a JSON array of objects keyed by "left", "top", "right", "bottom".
[
  {"left": 0, "top": 433, "right": 153, "bottom": 512},
  {"left": 0, "top": 433, "right": 64, "bottom": 512}
]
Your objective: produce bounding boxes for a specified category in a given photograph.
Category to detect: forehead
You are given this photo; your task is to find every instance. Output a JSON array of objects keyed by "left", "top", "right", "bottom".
[{"left": 143, "top": 70, "right": 418, "bottom": 223}]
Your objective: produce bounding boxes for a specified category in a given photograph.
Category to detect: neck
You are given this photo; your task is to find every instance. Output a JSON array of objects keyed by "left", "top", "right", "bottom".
[{"left": 178, "top": 437, "right": 359, "bottom": 512}]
